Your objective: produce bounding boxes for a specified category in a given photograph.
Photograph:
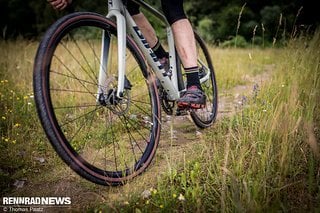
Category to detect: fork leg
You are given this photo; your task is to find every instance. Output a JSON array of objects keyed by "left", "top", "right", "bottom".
[
  {"left": 96, "top": 30, "right": 111, "bottom": 103},
  {"left": 104, "top": 11, "right": 127, "bottom": 98}
]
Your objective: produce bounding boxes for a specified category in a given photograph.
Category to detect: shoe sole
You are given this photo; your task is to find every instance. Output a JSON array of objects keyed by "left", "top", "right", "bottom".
[{"left": 177, "top": 102, "right": 206, "bottom": 109}]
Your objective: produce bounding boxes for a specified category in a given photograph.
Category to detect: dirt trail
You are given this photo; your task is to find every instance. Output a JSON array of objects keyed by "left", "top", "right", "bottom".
[
  {"left": 218, "top": 66, "right": 273, "bottom": 119},
  {"left": 8, "top": 66, "right": 273, "bottom": 210}
]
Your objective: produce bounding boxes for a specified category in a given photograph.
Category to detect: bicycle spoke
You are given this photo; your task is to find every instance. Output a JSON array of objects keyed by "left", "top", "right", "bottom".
[
  {"left": 34, "top": 13, "right": 160, "bottom": 185},
  {"left": 130, "top": 100, "right": 161, "bottom": 124},
  {"left": 68, "top": 106, "right": 99, "bottom": 143},
  {"left": 51, "top": 56, "right": 97, "bottom": 100},
  {"left": 85, "top": 38, "right": 103, "bottom": 77},
  {"left": 53, "top": 103, "right": 99, "bottom": 109},
  {"left": 50, "top": 88, "right": 97, "bottom": 95},
  {"left": 60, "top": 38, "right": 99, "bottom": 86},
  {"left": 50, "top": 70, "right": 100, "bottom": 87},
  {"left": 118, "top": 112, "right": 149, "bottom": 147},
  {"left": 59, "top": 106, "right": 102, "bottom": 127}
]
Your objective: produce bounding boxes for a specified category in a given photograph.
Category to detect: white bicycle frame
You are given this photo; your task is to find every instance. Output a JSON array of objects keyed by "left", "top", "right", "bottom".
[{"left": 97, "top": 0, "right": 210, "bottom": 101}]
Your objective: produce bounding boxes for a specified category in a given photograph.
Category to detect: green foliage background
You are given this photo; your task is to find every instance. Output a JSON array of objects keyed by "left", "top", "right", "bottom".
[{"left": 0, "top": 0, "right": 318, "bottom": 45}]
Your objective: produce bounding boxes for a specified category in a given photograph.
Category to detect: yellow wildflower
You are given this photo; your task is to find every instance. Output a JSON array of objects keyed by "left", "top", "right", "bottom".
[
  {"left": 152, "top": 189, "right": 157, "bottom": 195},
  {"left": 14, "top": 123, "right": 21, "bottom": 128}
]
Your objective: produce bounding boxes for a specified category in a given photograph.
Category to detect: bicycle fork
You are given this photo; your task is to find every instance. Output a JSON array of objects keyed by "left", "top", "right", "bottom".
[{"left": 97, "top": 1, "right": 127, "bottom": 104}]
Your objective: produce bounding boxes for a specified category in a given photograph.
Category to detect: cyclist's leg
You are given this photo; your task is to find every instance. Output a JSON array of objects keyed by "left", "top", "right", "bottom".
[
  {"left": 171, "top": 19, "right": 197, "bottom": 69},
  {"left": 127, "top": 1, "right": 168, "bottom": 60},
  {"left": 161, "top": 0, "right": 205, "bottom": 108}
]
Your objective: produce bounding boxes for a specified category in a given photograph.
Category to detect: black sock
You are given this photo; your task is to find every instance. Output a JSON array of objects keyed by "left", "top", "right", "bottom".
[
  {"left": 152, "top": 38, "right": 168, "bottom": 59},
  {"left": 185, "top": 66, "right": 201, "bottom": 89}
]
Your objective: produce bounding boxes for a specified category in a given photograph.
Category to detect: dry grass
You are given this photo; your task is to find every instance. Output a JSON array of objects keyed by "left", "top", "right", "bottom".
[{"left": 0, "top": 31, "right": 319, "bottom": 212}]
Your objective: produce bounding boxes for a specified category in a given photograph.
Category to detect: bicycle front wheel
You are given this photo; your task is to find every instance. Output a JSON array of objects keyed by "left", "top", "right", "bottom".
[
  {"left": 189, "top": 32, "right": 218, "bottom": 128},
  {"left": 33, "top": 12, "right": 161, "bottom": 185}
]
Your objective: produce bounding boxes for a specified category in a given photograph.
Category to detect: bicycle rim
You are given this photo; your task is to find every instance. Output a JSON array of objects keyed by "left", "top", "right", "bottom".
[
  {"left": 33, "top": 12, "right": 161, "bottom": 185},
  {"left": 190, "top": 32, "right": 218, "bottom": 128}
]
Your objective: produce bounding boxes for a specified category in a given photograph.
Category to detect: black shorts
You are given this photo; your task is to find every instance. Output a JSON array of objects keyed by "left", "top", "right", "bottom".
[{"left": 127, "top": 0, "right": 187, "bottom": 25}]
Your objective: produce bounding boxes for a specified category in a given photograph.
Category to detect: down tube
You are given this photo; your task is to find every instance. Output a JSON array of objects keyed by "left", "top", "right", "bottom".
[{"left": 125, "top": 10, "right": 179, "bottom": 101}]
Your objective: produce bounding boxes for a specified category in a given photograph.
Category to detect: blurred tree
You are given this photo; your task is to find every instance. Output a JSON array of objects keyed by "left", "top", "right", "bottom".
[
  {"left": 0, "top": 0, "right": 317, "bottom": 43},
  {"left": 260, "top": 5, "right": 282, "bottom": 40},
  {"left": 2, "top": 0, "right": 36, "bottom": 38},
  {"left": 197, "top": 17, "right": 215, "bottom": 43}
]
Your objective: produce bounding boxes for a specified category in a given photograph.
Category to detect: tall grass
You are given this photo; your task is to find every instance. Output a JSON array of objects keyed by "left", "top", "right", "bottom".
[
  {"left": 0, "top": 31, "right": 319, "bottom": 211},
  {"left": 0, "top": 40, "right": 52, "bottom": 194},
  {"left": 213, "top": 47, "right": 276, "bottom": 90},
  {"left": 97, "top": 32, "right": 320, "bottom": 212}
]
